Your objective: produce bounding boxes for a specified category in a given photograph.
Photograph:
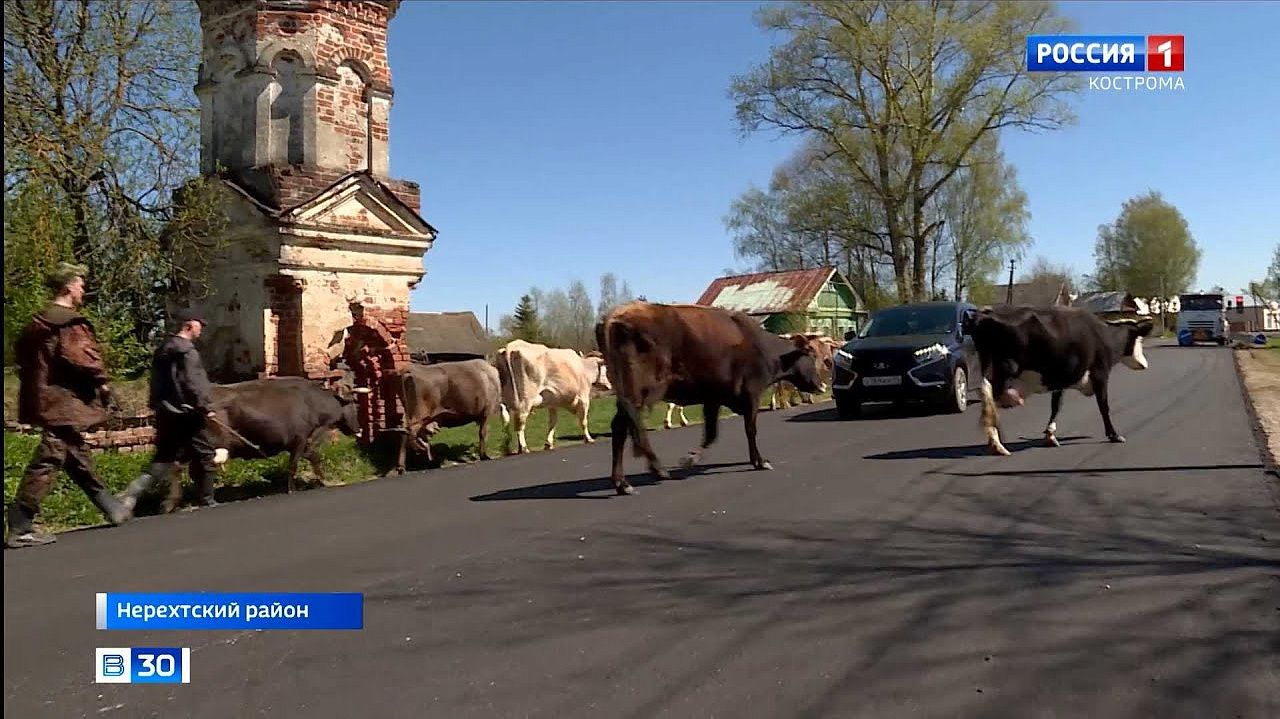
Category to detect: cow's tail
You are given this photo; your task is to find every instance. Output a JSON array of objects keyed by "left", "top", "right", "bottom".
[{"left": 600, "top": 316, "right": 651, "bottom": 456}]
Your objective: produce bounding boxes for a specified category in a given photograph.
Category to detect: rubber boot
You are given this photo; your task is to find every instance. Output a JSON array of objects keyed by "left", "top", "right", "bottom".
[
  {"left": 89, "top": 489, "right": 132, "bottom": 526},
  {"left": 5, "top": 503, "right": 55, "bottom": 549},
  {"left": 116, "top": 473, "right": 156, "bottom": 513},
  {"left": 196, "top": 473, "right": 218, "bottom": 508}
]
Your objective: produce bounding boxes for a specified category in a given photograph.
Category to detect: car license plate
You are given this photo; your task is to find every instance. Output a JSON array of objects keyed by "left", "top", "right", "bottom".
[
  {"left": 1193, "top": 330, "right": 1209, "bottom": 341},
  {"left": 863, "top": 375, "right": 902, "bottom": 387}
]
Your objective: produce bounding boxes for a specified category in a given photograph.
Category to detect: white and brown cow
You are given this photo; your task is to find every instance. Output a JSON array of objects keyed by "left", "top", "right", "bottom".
[
  {"left": 496, "top": 340, "right": 612, "bottom": 454},
  {"left": 965, "top": 305, "right": 1154, "bottom": 455}
]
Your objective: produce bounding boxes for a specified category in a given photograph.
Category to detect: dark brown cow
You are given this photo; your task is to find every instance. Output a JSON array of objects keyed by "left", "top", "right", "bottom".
[
  {"left": 206, "top": 378, "right": 363, "bottom": 495},
  {"left": 596, "top": 302, "right": 825, "bottom": 495},
  {"left": 394, "top": 359, "right": 503, "bottom": 473}
]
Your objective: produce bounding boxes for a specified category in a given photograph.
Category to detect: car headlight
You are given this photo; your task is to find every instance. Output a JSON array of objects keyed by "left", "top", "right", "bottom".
[
  {"left": 834, "top": 349, "right": 854, "bottom": 370},
  {"left": 913, "top": 343, "right": 950, "bottom": 364}
]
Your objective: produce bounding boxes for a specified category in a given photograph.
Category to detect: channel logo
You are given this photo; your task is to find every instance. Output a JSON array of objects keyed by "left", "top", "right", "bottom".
[
  {"left": 1026, "top": 35, "right": 1184, "bottom": 72},
  {"left": 95, "top": 648, "right": 191, "bottom": 684}
]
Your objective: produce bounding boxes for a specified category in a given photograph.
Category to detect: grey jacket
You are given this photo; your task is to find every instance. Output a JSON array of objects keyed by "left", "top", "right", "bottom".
[{"left": 149, "top": 335, "right": 214, "bottom": 414}]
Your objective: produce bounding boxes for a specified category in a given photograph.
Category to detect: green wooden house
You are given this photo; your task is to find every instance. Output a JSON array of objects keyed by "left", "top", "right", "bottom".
[{"left": 695, "top": 267, "right": 867, "bottom": 338}]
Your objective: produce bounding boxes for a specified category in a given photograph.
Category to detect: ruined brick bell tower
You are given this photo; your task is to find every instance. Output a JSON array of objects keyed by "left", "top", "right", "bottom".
[{"left": 192, "top": 0, "right": 436, "bottom": 436}]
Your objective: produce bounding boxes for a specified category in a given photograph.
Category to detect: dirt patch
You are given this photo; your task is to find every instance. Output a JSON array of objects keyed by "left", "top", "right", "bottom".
[{"left": 1234, "top": 347, "right": 1280, "bottom": 475}]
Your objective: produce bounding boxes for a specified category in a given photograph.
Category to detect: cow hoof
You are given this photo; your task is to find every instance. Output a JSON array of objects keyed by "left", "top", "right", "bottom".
[
  {"left": 654, "top": 468, "right": 672, "bottom": 481},
  {"left": 755, "top": 461, "right": 774, "bottom": 471},
  {"left": 616, "top": 484, "right": 635, "bottom": 496},
  {"left": 543, "top": 444, "right": 554, "bottom": 451},
  {"left": 1109, "top": 434, "right": 1127, "bottom": 444},
  {"left": 989, "top": 443, "right": 1012, "bottom": 457},
  {"left": 585, "top": 437, "right": 595, "bottom": 444},
  {"left": 679, "top": 453, "right": 700, "bottom": 469},
  {"left": 479, "top": 454, "right": 491, "bottom": 461},
  {"left": 1045, "top": 434, "right": 1061, "bottom": 447}
]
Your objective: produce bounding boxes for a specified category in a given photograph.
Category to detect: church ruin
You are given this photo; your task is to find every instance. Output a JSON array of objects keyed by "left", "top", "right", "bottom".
[{"left": 187, "top": 0, "right": 434, "bottom": 436}]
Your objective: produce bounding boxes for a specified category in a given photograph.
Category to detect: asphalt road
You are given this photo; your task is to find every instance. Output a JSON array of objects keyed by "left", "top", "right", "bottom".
[{"left": 5, "top": 342, "right": 1278, "bottom": 719}]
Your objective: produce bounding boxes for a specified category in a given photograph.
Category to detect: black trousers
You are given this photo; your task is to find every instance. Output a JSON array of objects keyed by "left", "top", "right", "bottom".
[{"left": 144, "top": 412, "right": 220, "bottom": 503}]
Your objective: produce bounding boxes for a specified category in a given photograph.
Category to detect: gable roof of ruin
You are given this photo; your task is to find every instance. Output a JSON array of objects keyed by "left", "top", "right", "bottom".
[
  {"left": 221, "top": 170, "right": 437, "bottom": 239},
  {"left": 405, "top": 312, "right": 492, "bottom": 358}
]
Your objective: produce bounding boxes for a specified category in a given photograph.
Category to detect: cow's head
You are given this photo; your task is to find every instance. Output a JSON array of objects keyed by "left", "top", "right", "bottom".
[
  {"left": 779, "top": 334, "right": 825, "bottom": 394},
  {"left": 335, "top": 386, "right": 371, "bottom": 436},
  {"left": 582, "top": 353, "right": 612, "bottom": 393},
  {"left": 1106, "top": 318, "right": 1155, "bottom": 371}
]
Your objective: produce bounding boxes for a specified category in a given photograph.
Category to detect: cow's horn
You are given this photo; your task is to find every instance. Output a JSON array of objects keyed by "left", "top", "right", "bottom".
[{"left": 352, "top": 387, "right": 373, "bottom": 394}]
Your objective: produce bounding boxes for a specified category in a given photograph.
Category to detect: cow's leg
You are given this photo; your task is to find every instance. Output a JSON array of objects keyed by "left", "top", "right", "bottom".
[
  {"left": 1044, "top": 390, "right": 1064, "bottom": 447},
  {"left": 286, "top": 441, "right": 306, "bottom": 493},
  {"left": 680, "top": 402, "right": 720, "bottom": 468},
  {"left": 514, "top": 409, "right": 531, "bottom": 455},
  {"left": 1091, "top": 373, "right": 1125, "bottom": 443},
  {"left": 303, "top": 427, "right": 335, "bottom": 487},
  {"left": 769, "top": 390, "right": 779, "bottom": 411},
  {"left": 577, "top": 398, "right": 594, "bottom": 444},
  {"left": 678, "top": 406, "right": 689, "bottom": 427},
  {"left": 981, "top": 378, "right": 1011, "bottom": 456},
  {"left": 395, "top": 424, "right": 412, "bottom": 475},
  {"left": 613, "top": 398, "right": 668, "bottom": 493},
  {"left": 663, "top": 403, "right": 675, "bottom": 429},
  {"left": 610, "top": 409, "right": 634, "bottom": 495},
  {"left": 544, "top": 406, "right": 559, "bottom": 450},
  {"left": 478, "top": 414, "right": 492, "bottom": 461},
  {"left": 744, "top": 402, "right": 772, "bottom": 471}
]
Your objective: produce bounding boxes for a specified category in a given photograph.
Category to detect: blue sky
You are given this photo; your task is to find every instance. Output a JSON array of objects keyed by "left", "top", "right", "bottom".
[{"left": 387, "top": 1, "right": 1279, "bottom": 324}]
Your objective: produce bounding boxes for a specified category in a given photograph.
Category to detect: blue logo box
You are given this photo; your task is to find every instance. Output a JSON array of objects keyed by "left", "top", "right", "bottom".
[
  {"left": 1026, "top": 35, "right": 1147, "bottom": 71},
  {"left": 96, "top": 592, "right": 364, "bottom": 631}
]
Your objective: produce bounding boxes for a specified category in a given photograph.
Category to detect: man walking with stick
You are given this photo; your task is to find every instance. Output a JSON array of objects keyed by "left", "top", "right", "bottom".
[
  {"left": 118, "top": 308, "right": 222, "bottom": 512},
  {"left": 6, "top": 263, "right": 132, "bottom": 548}
]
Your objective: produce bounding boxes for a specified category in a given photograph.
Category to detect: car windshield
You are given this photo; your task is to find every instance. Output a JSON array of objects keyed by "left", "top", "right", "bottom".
[
  {"left": 1180, "top": 295, "right": 1223, "bottom": 311},
  {"left": 860, "top": 306, "right": 955, "bottom": 338}
]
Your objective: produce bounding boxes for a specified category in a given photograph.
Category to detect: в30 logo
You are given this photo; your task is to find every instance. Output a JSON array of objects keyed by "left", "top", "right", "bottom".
[
  {"left": 1026, "top": 35, "right": 1184, "bottom": 72},
  {"left": 95, "top": 648, "right": 191, "bottom": 684}
]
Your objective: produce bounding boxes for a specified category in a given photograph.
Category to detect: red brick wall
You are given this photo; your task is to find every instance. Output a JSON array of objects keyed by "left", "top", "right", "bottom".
[{"left": 265, "top": 274, "right": 305, "bottom": 376}]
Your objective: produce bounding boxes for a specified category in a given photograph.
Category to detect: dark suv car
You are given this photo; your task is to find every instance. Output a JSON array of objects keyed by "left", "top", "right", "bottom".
[{"left": 831, "top": 301, "right": 979, "bottom": 419}]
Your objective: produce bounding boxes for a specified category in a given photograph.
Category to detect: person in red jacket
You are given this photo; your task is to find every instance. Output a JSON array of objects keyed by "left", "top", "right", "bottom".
[{"left": 7, "top": 263, "right": 131, "bottom": 549}]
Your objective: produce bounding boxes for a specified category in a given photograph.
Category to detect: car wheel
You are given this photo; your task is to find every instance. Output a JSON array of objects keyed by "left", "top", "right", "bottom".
[
  {"left": 835, "top": 393, "right": 860, "bottom": 420},
  {"left": 946, "top": 366, "right": 967, "bottom": 414}
]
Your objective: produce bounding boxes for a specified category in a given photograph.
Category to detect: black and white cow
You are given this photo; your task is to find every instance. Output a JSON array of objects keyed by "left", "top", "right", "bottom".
[{"left": 963, "top": 306, "right": 1154, "bottom": 455}]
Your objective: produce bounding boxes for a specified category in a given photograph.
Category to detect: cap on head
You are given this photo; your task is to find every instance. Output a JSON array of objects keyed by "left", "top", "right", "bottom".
[
  {"left": 44, "top": 262, "right": 88, "bottom": 292},
  {"left": 173, "top": 307, "right": 206, "bottom": 326}
]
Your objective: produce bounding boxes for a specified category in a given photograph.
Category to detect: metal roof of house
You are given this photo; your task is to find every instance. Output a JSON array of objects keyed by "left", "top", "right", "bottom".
[
  {"left": 1005, "top": 280, "right": 1072, "bottom": 308},
  {"left": 695, "top": 267, "right": 842, "bottom": 315},
  {"left": 405, "top": 312, "right": 491, "bottom": 357},
  {"left": 1073, "top": 291, "right": 1132, "bottom": 314}
]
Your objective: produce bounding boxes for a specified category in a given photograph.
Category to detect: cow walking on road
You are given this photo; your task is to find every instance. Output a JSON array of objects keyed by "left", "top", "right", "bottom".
[
  {"left": 964, "top": 306, "right": 1154, "bottom": 455},
  {"left": 395, "top": 359, "right": 503, "bottom": 473},
  {"left": 495, "top": 341, "right": 612, "bottom": 454},
  {"left": 596, "top": 302, "right": 825, "bottom": 495},
  {"left": 770, "top": 334, "right": 838, "bottom": 410}
]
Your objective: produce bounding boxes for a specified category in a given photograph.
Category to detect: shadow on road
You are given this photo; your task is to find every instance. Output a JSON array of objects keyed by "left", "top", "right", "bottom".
[
  {"left": 368, "top": 496, "right": 1279, "bottom": 718},
  {"left": 932, "top": 462, "right": 1265, "bottom": 478},
  {"left": 864, "top": 436, "right": 1090, "bottom": 460},
  {"left": 468, "top": 462, "right": 747, "bottom": 501}
]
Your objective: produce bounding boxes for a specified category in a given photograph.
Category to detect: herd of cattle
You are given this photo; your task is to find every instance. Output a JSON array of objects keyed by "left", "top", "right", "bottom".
[{"left": 194, "top": 301, "right": 1155, "bottom": 501}]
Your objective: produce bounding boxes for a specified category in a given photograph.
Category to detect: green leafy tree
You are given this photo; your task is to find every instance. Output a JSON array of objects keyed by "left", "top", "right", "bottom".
[
  {"left": 1091, "top": 191, "right": 1200, "bottom": 299},
  {"left": 731, "top": 0, "right": 1080, "bottom": 302}
]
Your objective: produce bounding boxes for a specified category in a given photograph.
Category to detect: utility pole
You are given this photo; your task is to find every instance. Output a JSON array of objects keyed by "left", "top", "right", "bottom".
[
  {"left": 1006, "top": 259, "right": 1016, "bottom": 305},
  {"left": 485, "top": 304, "right": 489, "bottom": 336}
]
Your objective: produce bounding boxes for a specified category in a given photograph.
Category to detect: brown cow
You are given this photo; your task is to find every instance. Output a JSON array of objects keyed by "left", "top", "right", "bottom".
[
  {"left": 394, "top": 359, "right": 504, "bottom": 473},
  {"left": 596, "top": 302, "right": 825, "bottom": 495},
  {"left": 771, "top": 333, "right": 838, "bottom": 409}
]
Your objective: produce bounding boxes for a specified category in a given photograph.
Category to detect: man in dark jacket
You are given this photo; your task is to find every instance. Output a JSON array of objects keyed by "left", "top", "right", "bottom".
[
  {"left": 118, "top": 308, "right": 222, "bottom": 511},
  {"left": 6, "top": 263, "right": 131, "bottom": 549}
]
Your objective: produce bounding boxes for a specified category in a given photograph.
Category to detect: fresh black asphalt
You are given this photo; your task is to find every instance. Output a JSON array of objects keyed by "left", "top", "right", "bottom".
[{"left": 4, "top": 341, "right": 1278, "bottom": 718}]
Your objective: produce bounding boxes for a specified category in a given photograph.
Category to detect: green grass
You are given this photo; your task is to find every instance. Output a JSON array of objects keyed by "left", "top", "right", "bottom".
[{"left": 4, "top": 389, "right": 829, "bottom": 533}]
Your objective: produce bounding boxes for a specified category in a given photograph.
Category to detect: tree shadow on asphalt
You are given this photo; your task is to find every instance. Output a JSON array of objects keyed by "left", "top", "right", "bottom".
[
  {"left": 468, "top": 462, "right": 748, "bottom": 501},
  {"left": 863, "top": 436, "right": 1091, "bottom": 460},
  {"left": 367, "top": 492, "right": 1279, "bottom": 718}
]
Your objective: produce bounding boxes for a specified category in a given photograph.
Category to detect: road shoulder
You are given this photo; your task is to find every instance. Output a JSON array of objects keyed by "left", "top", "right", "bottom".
[{"left": 1234, "top": 346, "right": 1280, "bottom": 495}]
